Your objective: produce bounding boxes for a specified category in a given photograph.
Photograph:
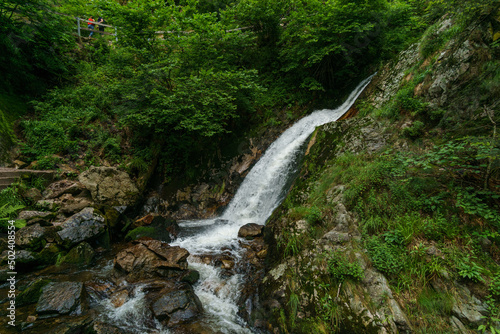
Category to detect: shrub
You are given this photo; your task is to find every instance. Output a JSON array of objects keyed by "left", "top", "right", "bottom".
[{"left": 327, "top": 250, "right": 364, "bottom": 283}]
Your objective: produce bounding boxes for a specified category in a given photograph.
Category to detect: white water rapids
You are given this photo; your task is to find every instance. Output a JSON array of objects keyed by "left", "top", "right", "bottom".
[{"left": 168, "top": 76, "right": 374, "bottom": 333}]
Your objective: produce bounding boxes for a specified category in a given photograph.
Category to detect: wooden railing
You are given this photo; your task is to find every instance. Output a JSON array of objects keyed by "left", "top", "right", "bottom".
[{"left": 76, "top": 17, "right": 117, "bottom": 40}]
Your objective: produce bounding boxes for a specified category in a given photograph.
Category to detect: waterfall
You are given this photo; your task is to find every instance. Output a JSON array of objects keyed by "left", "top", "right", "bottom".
[{"left": 171, "top": 75, "right": 373, "bottom": 332}]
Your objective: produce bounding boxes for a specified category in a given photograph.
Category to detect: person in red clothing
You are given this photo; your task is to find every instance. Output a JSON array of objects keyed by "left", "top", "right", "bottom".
[{"left": 88, "top": 16, "right": 95, "bottom": 38}]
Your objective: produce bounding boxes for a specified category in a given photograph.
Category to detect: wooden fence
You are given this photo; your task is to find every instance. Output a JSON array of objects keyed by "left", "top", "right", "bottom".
[{"left": 76, "top": 17, "right": 117, "bottom": 40}]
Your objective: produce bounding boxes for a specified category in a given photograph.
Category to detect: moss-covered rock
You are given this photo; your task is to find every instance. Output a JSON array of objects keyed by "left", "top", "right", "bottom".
[
  {"left": 125, "top": 226, "right": 157, "bottom": 241},
  {"left": 61, "top": 242, "right": 95, "bottom": 266},
  {"left": 37, "top": 243, "right": 63, "bottom": 265},
  {"left": 16, "top": 278, "right": 51, "bottom": 307}
]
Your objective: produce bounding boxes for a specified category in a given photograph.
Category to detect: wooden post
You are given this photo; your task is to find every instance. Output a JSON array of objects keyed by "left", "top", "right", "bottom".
[
  {"left": 115, "top": 27, "right": 118, "bottom": 42},
  {"left": 77, "top": 17, "right": 81, "bottom": 38}
]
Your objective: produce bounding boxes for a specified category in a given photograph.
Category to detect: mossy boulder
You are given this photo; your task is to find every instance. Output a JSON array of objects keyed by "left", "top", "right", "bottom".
[
  {"left": 60, "top": 242, "right": 95, "bottom": 266},
  {"left": 16, "top": 278, "right": 51, "bottom": 307},
  {"left": 37, "top": 243, "right": 63, "bottom": 265}
]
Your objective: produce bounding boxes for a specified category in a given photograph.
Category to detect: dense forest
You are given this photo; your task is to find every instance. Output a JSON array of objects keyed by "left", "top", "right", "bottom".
[
  {"left": 1, "top": 0, "right": 500, "bottom": 333},
  {"left": 2, "top": 0, "right": 492, "bottom": 176}
]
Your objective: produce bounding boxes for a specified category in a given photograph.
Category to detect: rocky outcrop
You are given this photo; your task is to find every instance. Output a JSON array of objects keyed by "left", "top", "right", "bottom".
[{"left": 78, "top": 166, "right": 139, "bottom": 206}]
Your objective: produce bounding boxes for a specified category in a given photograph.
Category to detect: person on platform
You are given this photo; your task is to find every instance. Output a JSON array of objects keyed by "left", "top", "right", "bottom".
[{"left": 88, "top": 16, "right": 95, "bottom": 38}]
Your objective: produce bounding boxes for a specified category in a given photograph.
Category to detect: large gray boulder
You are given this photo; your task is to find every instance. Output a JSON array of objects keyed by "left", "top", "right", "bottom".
[
  {"left": 78, "top": 166, "right": 139, "bottom": 206},
  {"left": 57, "top": 207, "right": 106, "bottom": 248}
]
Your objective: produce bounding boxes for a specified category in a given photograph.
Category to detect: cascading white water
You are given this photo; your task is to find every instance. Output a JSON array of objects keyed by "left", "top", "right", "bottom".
[{"left": 172, "top": 76, "right": 373, "bottom": 332}]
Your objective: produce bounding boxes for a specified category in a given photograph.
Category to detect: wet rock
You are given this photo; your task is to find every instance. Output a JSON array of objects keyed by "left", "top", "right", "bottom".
[
  {"left": 151, "top": 286, "right": 203, "bottom": 327},
  {"left": 43, "top": 180, "right": 85, "bottom": 200},
  {"left": 172, "top": 203, "right": 199, "bottom": 220},
  {"left": 45, "top": 316, "right": 93, "bottom": 334},
  {"left": 15, "top": 223, "right": 46, "bottom": 250},
  {"left": 114, "top": 239, "right": 189, "bottom": 280},
  {"left": 57, "top": 207, "right": 106, "bottom": 248},
  {"left": 38, "top": 243, "right": 62, "bottom": 265},
  {"left": 110, "top": 288, "right": 130, "bottom": 308},
  {"left": 15, "top": 250, "right": 37, "bottom": 266},
  {"left": 17, "top": 278, "right": 51, "bottom": 307},
  {"left": 181, "top": 269, "right": 200, "bottom": 285},
  {"left": 90, "top": 321, "right": 124, "bottom": 334},
  {"left": 36, "top": 282, "right": 86, "bottom": 317},
  {"left": 128, "top": 214, "right": 180, "bottom": 242},
  {"left": 238, "top": 223, "right": 264, "bottom": 239},
  {"left": 78, "top": 166, "right": 139, "bottom": 206},
  {"left": 61, "top": 242, "right": 95, "bottom": 265}
]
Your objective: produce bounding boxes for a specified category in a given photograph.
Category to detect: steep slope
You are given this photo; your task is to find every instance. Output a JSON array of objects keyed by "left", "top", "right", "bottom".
[{"left": 254, "top": 12, "right": 500, "bottom": 334}]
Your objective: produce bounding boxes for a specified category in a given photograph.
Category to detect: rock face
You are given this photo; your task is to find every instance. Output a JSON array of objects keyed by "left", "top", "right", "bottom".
[
  {"left": 36, "top": 282, "right": 85, "bottom": 316},
  {"left": 57, "top": 207, "right": 106, "bottom": 248},
  {"left": 238, "top": 223, "right": 264, "bottom": 239},
  {"left": 78, "top": 166, "right": 139, "bottom": 206},
  {"left": 114, "top": 239, "right": 189, "bottom": 280}
]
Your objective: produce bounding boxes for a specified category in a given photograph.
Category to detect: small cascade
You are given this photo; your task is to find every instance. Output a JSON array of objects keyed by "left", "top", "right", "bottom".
[{"left": 170, "top": 76, "right": 374, "bottom": 332}]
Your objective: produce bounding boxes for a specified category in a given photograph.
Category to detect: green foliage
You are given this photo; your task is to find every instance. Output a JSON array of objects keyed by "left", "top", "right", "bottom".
[
  {"left": 417, "top": 288, "right": 454, "bottom": 315},
  {"left": 0, "top": 0, "right": 76, "bottom": 95},
  {"left": 403, "top": 120, "right": 425, "bottom": 138},
  {"left": 327, "top": 250, "right": 364, "bottom": 283},
  {"left": 457, "top": 256, "right": 485, "bottom": 282},
  {"left": 366, "top": 236, "right": 404, "bottom": 276},
  {"left": 305, "top": 206, "right": 322, "bottom": 225}
]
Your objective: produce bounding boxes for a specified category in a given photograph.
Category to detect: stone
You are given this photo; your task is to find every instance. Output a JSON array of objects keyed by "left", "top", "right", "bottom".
[
  {"left": 17, "top": 278, "right": 51, "bottom": 307},
  {"left": 90, "top": 321, "right": 123, "bottom": 334},
  {"left": 23, "top": 188, "right": 43, "bottom": 202},
  {"left": 452, "top": 285, "right": 488, "bottom": 325},
  {"left": 129, "top": 214, "right": 180, "bottom": 242},
  {"left": 114, "top": 240, "right": 189, "bottom": 280},
  {"left": 15, "top": 223, "right": 46, "bottom": 250},
  {"left": 450, "top": 316, "right": 469, "bottom": 333},
  {"left": 37, "top": 243, "right": 62, "bottom": 265},
  {"left": 15, "top": 250, "right": 37, "bottom": 265},
  {"left": 61, "top": 242, "right": 95, "bottom": 265},
  {"left": 238, "top": 223, "right": 264, "bottom": 239},
  {"left": 321, "top": 231, "right": 351, "bottom": 244},
  {"left": 181, "top": 269, "right": 200, "bottom": 285},
  {"left": 221, "top": 259, "right": 235, "bottom": 270},
  {"left": 151, "top": 287, "right": 203, "bottom": 326},
  {"left": 42, "top": 180, "right": 85, "bottom": 200},
  {"left": 57, "top": 207, "right": 106, "bottom": 248},
  {"left": 36, "top": 282, "right": 85, "bottom": 316},
  {"left": 17, "top": 210, "right": 53, "bottom": 224},
  {"left": 58, "top": 195, "right": 93, "bottom": 215},
  {"left": 36, "top": 199, "right": 58, "bottom": 211},
  {"left": 110, "top": 289, "right": 129, "bottom": 308},
  {"left": 14, "top": 159, "right": 28, "bottom": 168},
  {"left": 78, "top": 166, "right": 139, "bottom": 206}
]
